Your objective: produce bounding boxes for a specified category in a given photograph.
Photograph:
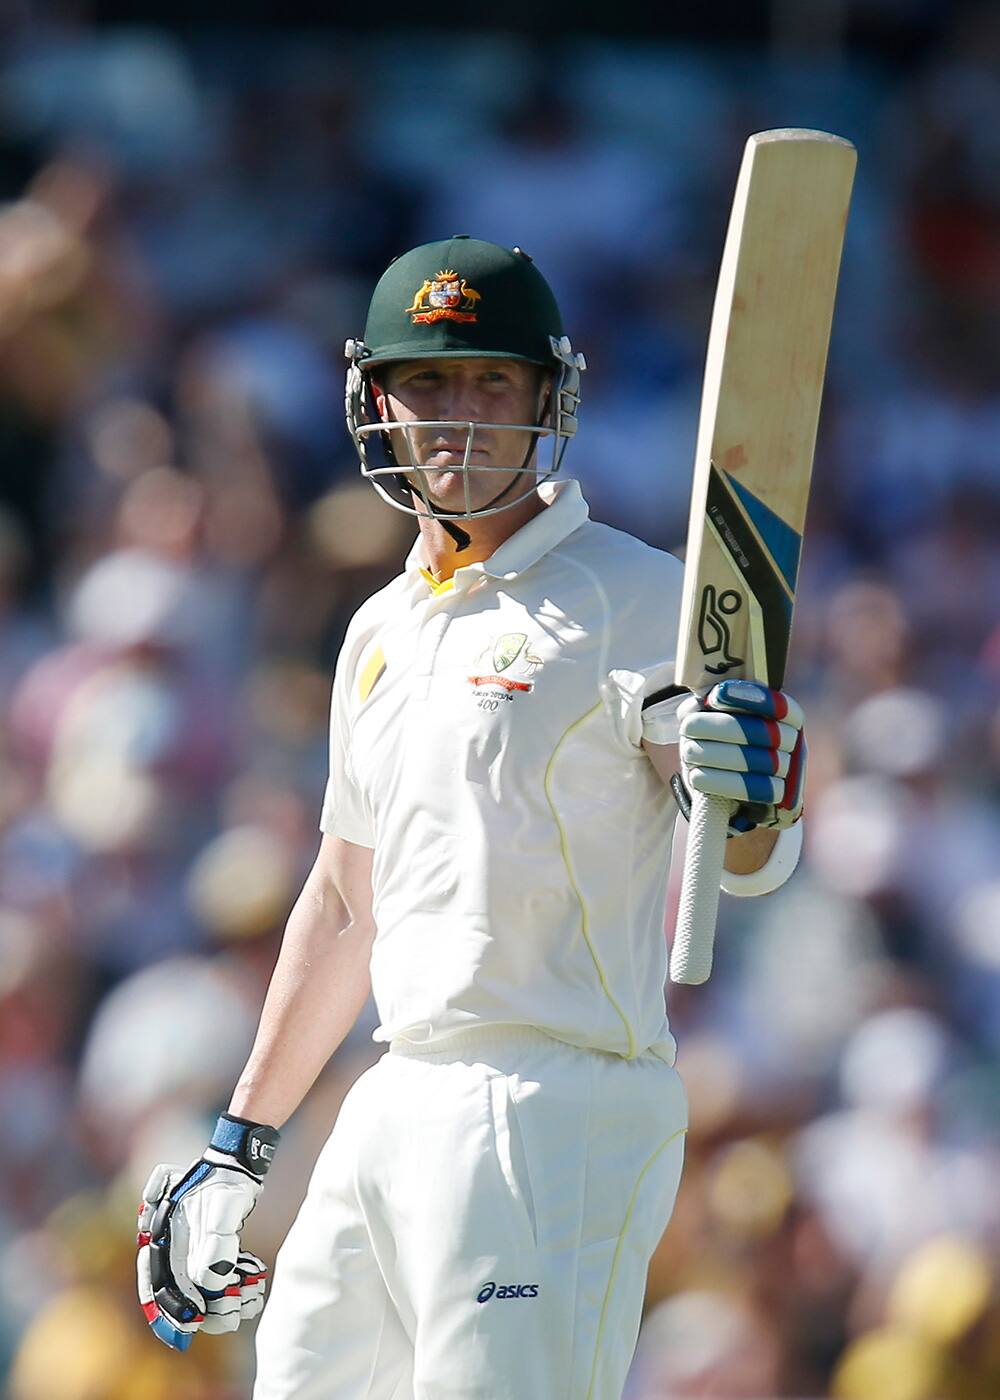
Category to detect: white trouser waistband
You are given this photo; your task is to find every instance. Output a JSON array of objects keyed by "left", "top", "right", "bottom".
[{"left": 387, "top": 1022, "right": 612, "bottom": 1062}]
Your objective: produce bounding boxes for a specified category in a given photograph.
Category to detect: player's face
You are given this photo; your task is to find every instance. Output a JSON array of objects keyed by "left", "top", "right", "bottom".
[{"left": 373, "top": 358, "right": 545, "bottom": 515}]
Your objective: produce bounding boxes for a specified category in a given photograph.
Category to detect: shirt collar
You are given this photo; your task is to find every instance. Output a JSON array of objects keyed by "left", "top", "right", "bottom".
[{"left": 405, "top": 480, "right": 590, "bottom": 594}]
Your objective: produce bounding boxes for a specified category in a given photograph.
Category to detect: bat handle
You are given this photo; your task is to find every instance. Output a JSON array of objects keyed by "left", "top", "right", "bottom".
[{"left": 670, "top": 790, "right": 733, "bottom": 985}]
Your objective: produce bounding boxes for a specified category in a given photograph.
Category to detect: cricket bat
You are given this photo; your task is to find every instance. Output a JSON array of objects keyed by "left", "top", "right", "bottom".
[{"left": 670, "top": 128, "right": 856, "bottom": 986}]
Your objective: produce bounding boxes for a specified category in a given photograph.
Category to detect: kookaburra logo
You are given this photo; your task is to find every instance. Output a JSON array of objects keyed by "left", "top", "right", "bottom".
[{"left": 698, "top": 585, "right": 744, "bottom": 674}]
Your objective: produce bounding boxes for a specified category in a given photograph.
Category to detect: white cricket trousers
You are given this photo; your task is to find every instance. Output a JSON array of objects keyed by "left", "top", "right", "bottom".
[{"left": 253, "top": 1025, "right": 687, "bottom": 1400}]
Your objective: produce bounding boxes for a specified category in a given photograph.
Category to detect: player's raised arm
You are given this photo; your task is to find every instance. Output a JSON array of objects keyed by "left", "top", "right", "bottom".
[{"left": 137, "top": 833, "right": 375, "bottom": 1351}]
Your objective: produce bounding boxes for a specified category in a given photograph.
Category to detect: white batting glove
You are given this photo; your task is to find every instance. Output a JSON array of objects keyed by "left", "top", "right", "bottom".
[
  {"left": 676, "top": 680, "right": 806, "bottom": 833},
  {"left": 136, "top": 1113, "right": 279, "bottom": 1351}
]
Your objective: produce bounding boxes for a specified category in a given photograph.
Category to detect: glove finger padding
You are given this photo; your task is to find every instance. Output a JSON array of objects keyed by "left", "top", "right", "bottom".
[
  {"left": 725, "top": 729, "right": 806, "bottom": 829},
  {"left": 681, "top": 736, "right": 791, "bottom": 778},
  {"left": 776, "top": 729, "right": 806, "bottom": 821},
  {"left": 137, "top": 1170, "right": 206, "bottom": 1351},
  {"left": 679, "top": 708, "right": 801, "bottom": 754},
  {"left": 138, "top": 1233, "right": 201, "bottom": 1351},
  {"left": 676, "top": 682, "right": 806, "bottom": 833},
  {"left": 138, "top": 1163, "right": 183, "bottom": 1232},
  {"left": 234, "top": 1251, "right": 268, "bottom": 1320},
  {"left": 685, "top": 765, "right": 785, "bottom": 806},
  {"left": 701, "top": 679, "right": 804, "bottom": 729},
  {"left": 201, "top": 1252, "right": 268, "bottom": 1334}
]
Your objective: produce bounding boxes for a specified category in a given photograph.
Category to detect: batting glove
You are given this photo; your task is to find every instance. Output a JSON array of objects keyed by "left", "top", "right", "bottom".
[
  {"left": 674, "top": 680, "right": 806, "bottom": 834},
  {"left": 136, "top": 1113, "right": 279, "bottom": 1351}
]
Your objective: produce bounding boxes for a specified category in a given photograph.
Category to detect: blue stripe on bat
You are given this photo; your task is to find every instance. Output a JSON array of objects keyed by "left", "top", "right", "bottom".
[{"left": 725, "top": 474, "right": 802, "bottom": 594}]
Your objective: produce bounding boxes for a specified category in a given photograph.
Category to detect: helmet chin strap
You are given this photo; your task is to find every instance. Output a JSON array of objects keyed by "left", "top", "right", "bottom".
[
  {"left": 398, "top": 380, "right": 552, "bottom": 555},
  {"left": 439, "top": 515, "right": 472, "bottom": 553},
  {"left": 418, "top": 433, "right": 541, "bottom": 553},
  {"left": 386, "top": 469, "right": 472, "bottom": 551}
]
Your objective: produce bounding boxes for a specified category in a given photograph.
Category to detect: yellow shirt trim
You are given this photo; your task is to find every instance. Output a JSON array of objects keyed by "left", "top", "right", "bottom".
[
  {"left": 543, "top": 702, "right": 638, "bottom": 1060},
  {"left": 419, "top": 568, "right": 455, "bottom": 596}
]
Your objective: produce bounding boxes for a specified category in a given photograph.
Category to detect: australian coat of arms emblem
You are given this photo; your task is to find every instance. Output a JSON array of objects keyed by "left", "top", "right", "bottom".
[{"left": 405, "top": 269, "right": 482, "bottom": 325}]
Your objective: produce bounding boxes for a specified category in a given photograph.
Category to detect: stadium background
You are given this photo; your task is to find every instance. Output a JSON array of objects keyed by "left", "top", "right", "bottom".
[{"left": 0, "top": 1, "right": 998, "bottom": 1396}]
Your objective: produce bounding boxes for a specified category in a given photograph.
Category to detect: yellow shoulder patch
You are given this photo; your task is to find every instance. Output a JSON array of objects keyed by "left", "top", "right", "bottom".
[{"left": 358, "top": 644, "right": 386, "bottom": 702}]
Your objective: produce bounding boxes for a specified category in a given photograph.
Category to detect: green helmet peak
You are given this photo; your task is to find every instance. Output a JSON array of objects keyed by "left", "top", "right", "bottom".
[{"left": 357, "top": 237, "right": 565, "bottom": 367}]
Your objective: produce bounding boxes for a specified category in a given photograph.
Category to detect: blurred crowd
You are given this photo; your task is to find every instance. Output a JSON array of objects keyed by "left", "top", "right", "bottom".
[{"left": 0, "top": 5, "right": 998, "bottom": 1399}]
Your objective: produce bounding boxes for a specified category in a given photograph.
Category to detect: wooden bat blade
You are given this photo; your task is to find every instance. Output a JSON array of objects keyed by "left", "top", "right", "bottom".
[
  {"left": 676, "top": 128, "right": 856, "bottom": 695},
  {"left": 671, "top": 128, "right": 856, "bottom": 987}
]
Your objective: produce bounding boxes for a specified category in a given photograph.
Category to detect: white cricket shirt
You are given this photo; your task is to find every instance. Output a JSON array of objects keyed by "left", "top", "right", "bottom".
[{"left": 320, "top": 480, "right": 685, "bottom": 1062}]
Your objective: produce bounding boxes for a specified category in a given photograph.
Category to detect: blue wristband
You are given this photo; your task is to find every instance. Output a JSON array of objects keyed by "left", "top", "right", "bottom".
[{"left": 210, "top": 1113, "right": 280, "bottom": 1177}]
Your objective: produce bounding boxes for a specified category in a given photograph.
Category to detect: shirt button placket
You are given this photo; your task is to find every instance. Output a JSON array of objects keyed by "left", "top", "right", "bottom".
[{"left": 412, "top": 605, "right": 451, "bottom": 702}]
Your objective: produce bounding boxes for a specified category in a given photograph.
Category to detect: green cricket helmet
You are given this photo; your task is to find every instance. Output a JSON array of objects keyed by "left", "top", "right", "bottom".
[{"left": 344, "top": 236, "right": 586, "bottom": 524}]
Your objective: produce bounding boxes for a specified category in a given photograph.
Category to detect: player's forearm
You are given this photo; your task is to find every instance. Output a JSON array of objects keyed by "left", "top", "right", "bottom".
[{"left": 228, "top": 878, "right": 375, "bottom": 1128}]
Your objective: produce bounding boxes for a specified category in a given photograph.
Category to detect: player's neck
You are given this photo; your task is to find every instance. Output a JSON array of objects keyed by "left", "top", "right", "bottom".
[{"left": 415, "top": 489, "right": 546, "bottom": 583}]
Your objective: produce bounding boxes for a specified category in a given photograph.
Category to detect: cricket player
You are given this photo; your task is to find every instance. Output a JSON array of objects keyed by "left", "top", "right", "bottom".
[{"left": 137, "top": 238, "right": 806, "bottom": 1399}]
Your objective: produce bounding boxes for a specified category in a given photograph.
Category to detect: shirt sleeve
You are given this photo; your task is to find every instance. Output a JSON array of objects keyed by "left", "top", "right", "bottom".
[
  {"left": 319, "top": 648, "right": 375, "bottom": 847},
  {"left": 602, "top": 550, "right": 686, "bottom": 750},
  {"left": 604, "top": 662, "right": 686, "bottom": 749}
]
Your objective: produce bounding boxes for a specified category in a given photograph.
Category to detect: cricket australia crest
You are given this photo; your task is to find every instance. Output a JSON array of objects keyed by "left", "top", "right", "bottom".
[
  {"left": 406, "top": 269, "right": 482, "bottom": 325},
  {"left": 467, "top": 632, "right": 543, "bottom": 711}
]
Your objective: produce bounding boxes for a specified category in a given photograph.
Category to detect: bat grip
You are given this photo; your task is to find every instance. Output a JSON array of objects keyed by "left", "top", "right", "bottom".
[{"left": 670, "top": 791, "right": 733, "bottom": 985}]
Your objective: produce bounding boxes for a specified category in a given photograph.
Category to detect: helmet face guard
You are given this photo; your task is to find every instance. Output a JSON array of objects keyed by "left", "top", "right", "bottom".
[{"left": 344, "top": 333, "right": 586, "bottom": 522}]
